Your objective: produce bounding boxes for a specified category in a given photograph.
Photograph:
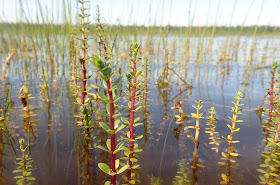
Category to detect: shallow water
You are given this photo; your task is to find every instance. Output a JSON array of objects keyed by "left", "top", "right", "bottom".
[{"left": 0, "top": 36, "right": 278, "bottom": 185}]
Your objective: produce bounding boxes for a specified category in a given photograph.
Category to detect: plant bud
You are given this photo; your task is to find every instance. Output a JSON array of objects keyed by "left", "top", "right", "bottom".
[{"left": 19, "top": 139, "right": 24, "bottom": 146}]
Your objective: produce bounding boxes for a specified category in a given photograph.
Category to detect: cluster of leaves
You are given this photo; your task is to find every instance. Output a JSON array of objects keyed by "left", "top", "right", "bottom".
[
  {"left": 93, "top": 54, "right": 129, "bottom": 185},
  {"left": 220, "top": 91, "right": 243, "bottom": 185},
  {"left": 121, "top": 42, "right": 143, "bottom": 184},
  {"left": 13, "top": 139, "right": 35, "bottom": 185},
  {"left": 80, "top": 100, "right": 94, "bottom": 131},
  {"left": 258, "top": 136, "right": 280, "bottom": 184},
  {"left": 205, "top": 107, "right": 221, "bottom": 153},
  {"left": 187, "top": 100, "right": 204, "bottom": 145},
  {"left": 172, "top": 158, "right": 190, "bottom": 185},
  {"left": 256, "top": 62, "right": 280, "bottom": 184}
]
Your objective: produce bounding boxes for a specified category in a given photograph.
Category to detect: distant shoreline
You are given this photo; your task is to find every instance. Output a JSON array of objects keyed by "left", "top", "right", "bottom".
[{"left": 1, "top": 23, "right": 280, "bottom": 36}]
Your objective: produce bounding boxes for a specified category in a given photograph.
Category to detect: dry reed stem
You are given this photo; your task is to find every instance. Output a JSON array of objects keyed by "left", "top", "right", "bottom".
[{"left": 1, "top": 49, "right": 15, "bottom": 81}]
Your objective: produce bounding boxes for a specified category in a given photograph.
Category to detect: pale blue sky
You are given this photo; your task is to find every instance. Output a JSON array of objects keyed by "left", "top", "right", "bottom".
[{"left": 0, "top": 0, "right": 280, "bottom": 26}]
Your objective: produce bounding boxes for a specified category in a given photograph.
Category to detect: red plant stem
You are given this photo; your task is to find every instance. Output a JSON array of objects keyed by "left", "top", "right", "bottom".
[
  {"left": 80, "top": 0, "right": 87, "bottom": 105},
  {"left": 266, "top": 68, "right": 275, "bottom": 137},
  {"left": 105, "top": 78, "right": 116, "bottom": 185},
  {"left": 81, "top": 60, "right": 86, "bottom": 105},
  {"left": 96, "top": 25, "right": 102, "bottom": 96},
  {"left": 129, "top": 57, "right": 137, "bottom": 179},
  {"left": 20, "top": 145, "right": 27, "bottom": 173}
]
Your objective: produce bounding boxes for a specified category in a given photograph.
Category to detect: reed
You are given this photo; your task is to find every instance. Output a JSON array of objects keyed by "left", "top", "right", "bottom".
[{"left": 1, "top": 49, "right": 15, "bottom": 82}]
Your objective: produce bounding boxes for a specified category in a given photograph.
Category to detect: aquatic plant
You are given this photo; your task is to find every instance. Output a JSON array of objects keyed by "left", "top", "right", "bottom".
[
  {"left": 172, "top": 158, "right": 190, "bottom": 185},
  {"left": 205, "top": 107, "right": 220, "bottom": 153},
  {"left": 121, "top": 42, "right": 143, "bottom": 184},
  {"left": 265, "top": 62, "right": 278, "bottom": 139},
  {"left": 224, "top": 91, "right": 243, "bottom": 156},
  {"left": 187, "top": 100, "right": 204, "bottom": 155},
  {"left": 93, "top": 54, "right": 128, "bottom": 185},
  {"left": 13, "top": 139, "right": 35, "bottom": 185},
  {"left": 150, "top": 175, "right": 162, "bottom": 185},
  {"left": 258, "top": 100, "right": 280, "bottom": 184},
  {"left": 220, "top": 91, "right": 243, "bottom": 185},
  {"left": 186, "top": 100, "right": 204, "bottom": 184},
  {"left": 78, "top": 0, "right": 89, "bottom": 107}
]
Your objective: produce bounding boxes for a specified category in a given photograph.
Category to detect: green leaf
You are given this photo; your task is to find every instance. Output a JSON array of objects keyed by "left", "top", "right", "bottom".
[
  {"left": 14, "top": 176, "right": 23, "bottom": 179},
  {"left": 129, "top": 180, "right": 136, "bottom": 184},
  {"left": 96, "top": 110, "right": 109, "bottom": 117},
  {"left": 134, "top": 149, "right": 143, "bottom": 153},
  {"left": 134, "top": 117, "right": 141, "bottom": 123},
  {"left": 16, "top": 178, "right": 24, "bottom": 184},
  {"left": 134, "top": 123, "right": 143, "bottom": 127},
  {"left": 121, "top": 117, "right": 129, "bottom": 124},
  {"left": 97, "top": 145, "right": 110, "bottom": 153},
  {"left": 104, "top": 99, "right": 113, "bottom": 103},
  {"left": 26, "top": 176, "right": 36, "bottom": 180},
  {"left": 98, "top": 92, "right": 109, "bottom": 101},
  {"left": 229, "top": 152, "right": 238, "bottom": 157},
  {"left": 106, "top": 130, "right": 116, "bottom": 134},
  {"left": 130, "top": 158, "right": 138, "bottom": 163},
  {"left": 116, "top": 140, "right": 126, "bottom": 149},
  {"left": 264, "top": 173, "right": 269, "bottom": 178},
  {"left": 99, "top": 122, "right": 109, "bottom": 131},
  {"left": 259, "top": 164, "right": 268, "bottom": 168},
  {"left": 231, "top": 140, "right": 240, "bottom": 143},
  {"left": 135, "top": 135, "right": 143, "bottom": 140},
  {"left": 131, "top": 164, "right": 140, "bottom": 169},
  {"left": 106, "top": 103, "right": 110, "bottom": 114},
  {"left": 114, "top": 119, "right": 120, "bottom": 129},
  {"left": 109, "top": 85, "right": 118, "bottom": 92},
  {"left": 134, "top": 105, "right": 142, "bottom": 112},
  {"left": 106, "top": 139, "right": 111, "bottom": 151},
  {"left": 76, "top": 98, "right": 81, "bottom": 104},
  {"left": 257, "top": 169, "right": 266, "bottom": 174},
  {"left": 135, "top": 70, "right": 142, "bottom": 77},
  {"left": 116, "top": 124, "right": 126, "bottom": 133},
  {"left": 115, "top": 159, "right": 120, "bottom": 169},
  {"left": 117, "top": 164, "right": 129, "bottom": 174},
  {"left": 113, "top": 148, "right": 123, "bottom": 154},
  {"left": 99, "top": 75, "right": 108, "bottom": 81},
  {"left": 98, "top": 163, "right": 111, "bottom": 174},
  {"left": 113, "top": 113, "right": 121, "bottom": 118},
  {"left": 104, "top": 181, "right": 111, "bottom": 185},
  {"left": 13, "top": 169, "right": 22, "bottom": 173}
]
